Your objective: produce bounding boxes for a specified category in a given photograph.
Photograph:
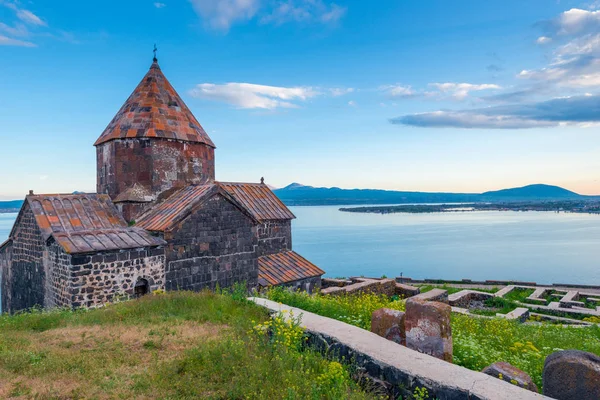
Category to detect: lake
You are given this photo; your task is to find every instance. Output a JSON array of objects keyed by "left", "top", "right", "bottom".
[{"left": 1, "top": 207, "right": 599, "bottom": 285}]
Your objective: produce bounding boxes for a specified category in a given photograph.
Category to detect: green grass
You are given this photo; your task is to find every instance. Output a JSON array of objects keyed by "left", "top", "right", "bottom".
[
  {"left": 504, "top": 287, "right": 535, "bottom": 302},
  {"left": 0, "top": 290, "right": 376, "bottom": 399},
  {"left": 265, "top": 288, "right": 600, "bottom": 389},
  {"left": 469, "top": 296, "right": 515, "bottom": 316}
]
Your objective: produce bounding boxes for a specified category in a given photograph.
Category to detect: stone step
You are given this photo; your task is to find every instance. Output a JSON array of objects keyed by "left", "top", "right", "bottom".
[
  {"left": 494, "top": 285, "right": 516, "bottom": 298},
  {"left": 526, "top": 288, "right": 548, "bottom": 303},
  {"left": 501, "top": 308, "right": 530, "bottom": 323},
  {"left": 395, "top": 283, "right": 420, "bottom": 298},
  {"left": 410, "top": 288, "right": 449, "bottom": 304},
  {"left": 560, "top": 291, "right": 585, "bottom": 308},
  {"left": 586, "top": 297, "right": 600, "bottom": 303},
  {"left": 448, "top": 290, "right": 493, "bottom": 307},
  {"left": 529, "top": 312, "right": 591, "bottom": 326}
]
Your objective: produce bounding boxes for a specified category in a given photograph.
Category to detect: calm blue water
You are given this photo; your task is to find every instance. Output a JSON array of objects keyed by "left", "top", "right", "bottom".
[
  {"left": 1, "top": 208, "right": 599, "bottom": 286},
  {"left": 289, "top": 206, "right": 600, "bottom": 285}
]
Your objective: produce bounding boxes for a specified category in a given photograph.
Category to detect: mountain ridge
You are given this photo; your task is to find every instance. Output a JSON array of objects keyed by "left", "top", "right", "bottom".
[
  {"left": 0, "top": 184, "right": 596, "bottom": 210},
  {"left": 274, "top": 183, "right": 597, "bottom": 206}
]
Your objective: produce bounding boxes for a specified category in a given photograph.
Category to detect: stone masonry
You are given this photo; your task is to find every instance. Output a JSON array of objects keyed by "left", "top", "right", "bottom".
[
  {"left": 163, "top": 194, "right": 258, "bottom": 291},
  {"left": 257, "top": 220, "right": 292, "bottom": 256},
  {"left": 2, "top": 204, "right": 46, "bottom": 312},
  {"left": 69, "top": 249, "right": 165, "bottom": 308},
  {"left": 97, "top": 138, "right": 215, "bottom": 222}
]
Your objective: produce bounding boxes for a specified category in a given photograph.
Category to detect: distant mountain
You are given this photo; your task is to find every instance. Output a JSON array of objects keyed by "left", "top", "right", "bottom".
[
  {"left": 274, "top": 183, "right": 480, "bottom": 206},
  {"left": 274, "top": 183, "right": 595, "bottom": 206},
  {"left": 0, "top": 200, "right": 23, "bottom": 211},
  {"left": 480, "top": 184, "right": 581, "bottom": 201},
  {"left": 0, "top": 184, "right": 594, "bottom": 211}
]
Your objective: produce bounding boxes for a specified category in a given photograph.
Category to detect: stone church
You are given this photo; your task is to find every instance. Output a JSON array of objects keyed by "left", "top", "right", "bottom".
[{"left": 0, "top": 57, "right": 324, "bottom": 313}]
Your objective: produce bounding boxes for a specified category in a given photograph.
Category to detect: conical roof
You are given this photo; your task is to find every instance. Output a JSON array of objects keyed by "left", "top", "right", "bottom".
[{"left": 94, "top": 60, "right": 215, "bottom": 147}]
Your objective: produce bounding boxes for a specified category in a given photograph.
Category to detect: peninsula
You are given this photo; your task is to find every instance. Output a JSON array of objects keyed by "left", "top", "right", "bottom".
[{"left": 339, "top": 200, "right": 600, "bottom": 215}]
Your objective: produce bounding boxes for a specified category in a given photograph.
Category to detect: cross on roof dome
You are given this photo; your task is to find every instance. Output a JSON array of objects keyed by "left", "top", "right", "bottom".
[{"left": 94, "top": 59, "right": 215, "bottom": 148}]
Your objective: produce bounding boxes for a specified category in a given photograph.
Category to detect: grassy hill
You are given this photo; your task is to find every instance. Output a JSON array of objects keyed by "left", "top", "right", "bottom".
[{"left": 0, "top": 291, "right": 373, "bottom": 399}]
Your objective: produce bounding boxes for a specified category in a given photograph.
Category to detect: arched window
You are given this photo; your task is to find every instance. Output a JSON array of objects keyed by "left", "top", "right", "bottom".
[{"left": 134, "top": 278, "right": 150, "bottom": 298}]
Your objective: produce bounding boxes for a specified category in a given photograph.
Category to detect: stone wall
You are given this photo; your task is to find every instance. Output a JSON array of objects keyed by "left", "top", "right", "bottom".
[
  {"left": 164, "top": 194, "right": 258, "bottom": 291},
  {"left": 322, "top": 278, "right": 396, "bottom": 297},
  {"left": 251, "top": 298, "right": 548, "bottom": 400},
  {"left": 97, "top": 138, "right": 215, "bottom": 220},
  {"left": 0, "top": 241, "right": 13, "bottom": 312},
  {"left": 43, "top": 241, "right": 73, "bottom": 309},
  {"left": 280, "top": 276, "right": 321, "bottom": 294},
  {"left": 2, "top": 204, "right": 46, "bottom": 313},
  {"left": 257, "top": 220, "right": 292, "bottom": 256},
  {"left": 69, "top": 248, "right": 165, "bottom": 308}
]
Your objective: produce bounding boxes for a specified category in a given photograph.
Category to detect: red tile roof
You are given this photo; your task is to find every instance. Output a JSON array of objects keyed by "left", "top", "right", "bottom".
[
  {"left": 94, "top": 61, "right": 215, "bottom": 148},
  {"left": 258, "top": 251, "right": 325, "bottom": 286},
  {"left": 136, "top": 184, "right": 218, "bottom": 232},
  {"left": 217, "top": 182, "right": 295, "bottom": 222},
  {"left": 22, "top": 194, "right": 165, "bottom": 254}
]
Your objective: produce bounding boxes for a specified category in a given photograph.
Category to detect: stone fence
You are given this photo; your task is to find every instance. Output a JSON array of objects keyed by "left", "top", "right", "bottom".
[
  {"left": 250, "top": 297, "right": 550, "bottom": 400},
  {"left": 321, "top": 278, "right": 396, "bottom": 297}
]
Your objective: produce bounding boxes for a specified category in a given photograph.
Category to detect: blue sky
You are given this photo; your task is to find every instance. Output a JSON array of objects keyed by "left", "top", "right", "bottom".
[{"left": 1, "top": 0, "right": 599, "bottom": 200}]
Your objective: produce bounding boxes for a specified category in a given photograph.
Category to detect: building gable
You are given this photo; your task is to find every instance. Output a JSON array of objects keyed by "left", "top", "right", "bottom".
[{"left": 136, "top": 184, "right": 259, "bottom": 232}]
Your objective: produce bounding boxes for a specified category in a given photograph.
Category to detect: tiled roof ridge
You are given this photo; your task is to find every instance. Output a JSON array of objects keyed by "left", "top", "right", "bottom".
[
  {"left": 26, "top": 193, "right": 126, "bottom": 241},
  {"left": 9, "top": 192, "right": 165, "bottom": 254},
  {"left": 258, "top": 250, "right": 325, "bottom": 286},
  {"left": 216, "top": 181, "right": 296, "bottom": 222}
]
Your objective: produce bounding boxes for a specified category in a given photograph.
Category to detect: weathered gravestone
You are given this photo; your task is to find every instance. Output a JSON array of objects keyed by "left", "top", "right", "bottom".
[
  {"left": 371, "top": 308, "right": 406, "bottom": 345},
  {"left": 482, "top": 361, "right": 538, "bottom": 393},
  {"left": 405, "top": 298, "right": 452, "bottom": 362},
  {"left": 543, "top": 350, "right": 600, "bottom": 400}
]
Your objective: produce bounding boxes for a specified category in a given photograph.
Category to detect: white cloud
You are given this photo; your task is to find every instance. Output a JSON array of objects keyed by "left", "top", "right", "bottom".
[
  {"left": 189, "top": 0, "right": 346, "bottom": 30},
  {"left": 154, "top": 2, "right": 167, "bottom": 8},
  {"left": 348, "top": 100, "right": 356, "bottom": 107},
  {"left": 261, "top": 0, "right": 346, "bottom": 25},
  {"left": 537, "top": 36, "right": 552, "bottom": 44},
  {"left": 329, "top": 87, "right": 354, "bottom": 96},
  {"left": 0, "top": 22, "right": 29, "bottom": 37},
  {"left": 429, "top": 82, "right": 501, "bottom": 100},
  {"left": 554, "top": 8, "right": 600, "bottom": 35},
  {"left": 520, "top": 32, "right": 600, "bottom": 88},
  {"left": 189, "top": 82, "right": 319, "bottom": 109},
  {"left": 391, "top": 95, "right": 600, "bottom": 129},
  {"left": 16, "top": 9, "right": 46, "bottom": 26},
  {"left": 320, "top": 3, "right": 345, "bottom": 23},
  {"left": 0, "top": 34, "right": 35, "bottom": 47},
  {"left": 0, "top": 1, "right": 51, "bottom": 46},
  {"left": 381, "top": 84, "right": 418, "bottom": 98},
  {"left": 381, "top": 82, "right": 500, "bottom": 100},
  {"left": 189, "top": 0, "right": 260, "bottom": 31}
]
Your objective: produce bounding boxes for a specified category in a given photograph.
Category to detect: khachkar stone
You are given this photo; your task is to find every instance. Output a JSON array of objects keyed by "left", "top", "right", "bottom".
[
  {"left": 482, "top": 361, "right": 538, "bottom": 393},
  {"left": 543, "top": 350, "right": 600, "bottom": 399},
  {"left": 404, "top": 298, "right": 452, "bottom": 362},
  {"left": 371, "top": 308, "right": 406, "bottom": 345}
]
